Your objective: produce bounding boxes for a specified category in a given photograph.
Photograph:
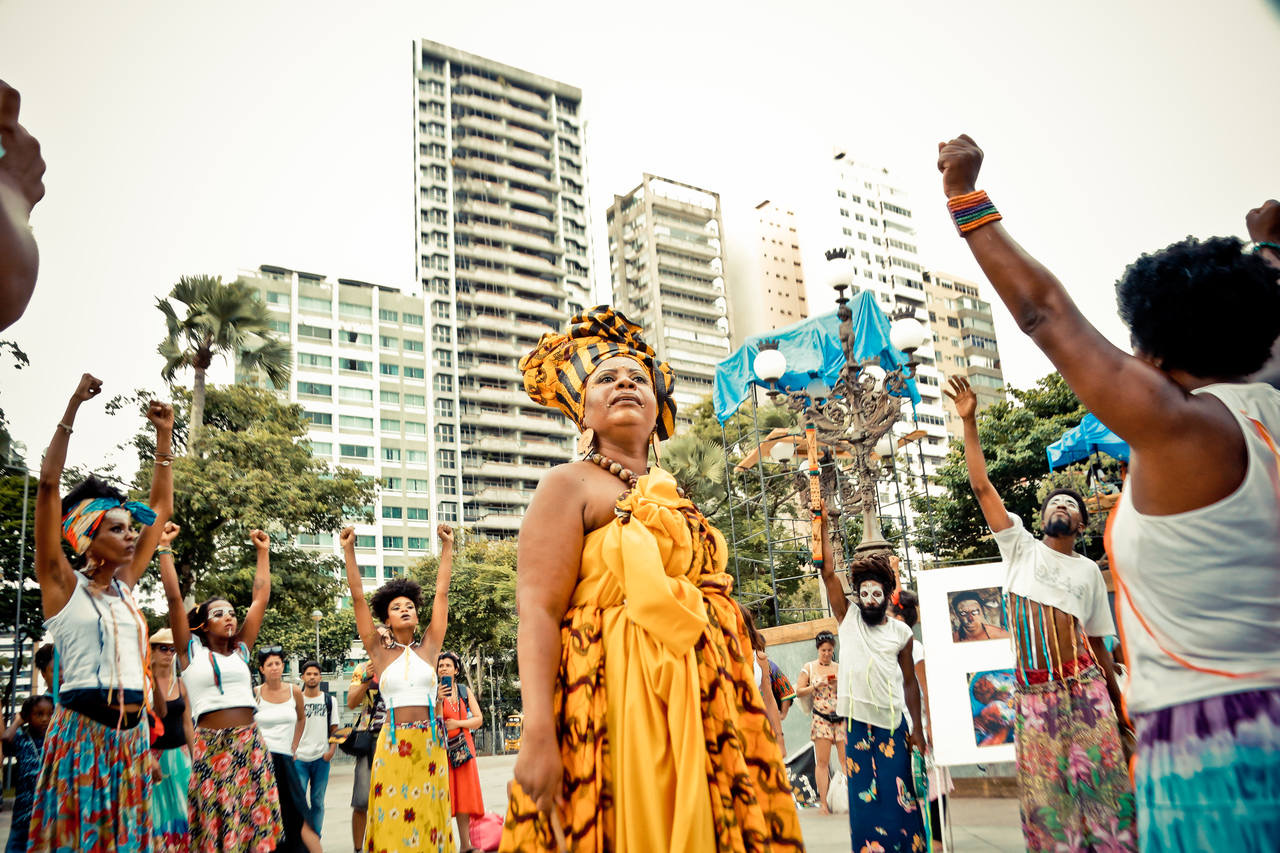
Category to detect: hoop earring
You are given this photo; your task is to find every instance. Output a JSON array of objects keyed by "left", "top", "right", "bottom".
[{"left": 576, "top": 427, "right": 596, "bottom": 457}]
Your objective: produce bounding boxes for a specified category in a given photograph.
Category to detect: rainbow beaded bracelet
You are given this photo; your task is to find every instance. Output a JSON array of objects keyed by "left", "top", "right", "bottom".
[{"left": 947, "top": 190, "right": 1002, "bottom": 235}]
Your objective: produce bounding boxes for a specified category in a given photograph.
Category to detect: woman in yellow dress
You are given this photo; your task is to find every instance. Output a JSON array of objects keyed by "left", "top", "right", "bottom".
[{"left": 501, "top": 307, "right": 803, "bottom": 853}]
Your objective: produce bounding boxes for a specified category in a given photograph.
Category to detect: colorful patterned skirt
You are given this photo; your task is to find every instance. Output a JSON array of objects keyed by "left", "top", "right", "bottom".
[
  {"left": 27, "top": 706, "right": 153, "bottom": 853},
  {"left": 1013, "top": 666, "right": 1136, "bottom": 852},
  {"left": 189, "top": 724, "right": 284, "bottom": 853},
  {"left": 844, "top": 718, "right": 926, "bottom": 853},
  {"left": 1134, "top": 687, "right": 1280, "bottom": 852},
  {"left": 152, "top": 747, "right": 193, "bottom": 852},
  {"left": 366, "top": 719, "right": 455, "bottom": 852}
]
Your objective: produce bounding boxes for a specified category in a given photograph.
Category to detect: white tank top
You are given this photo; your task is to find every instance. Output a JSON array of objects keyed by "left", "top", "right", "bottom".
[
  {"left": 1111, "top": 383, "right": 1280, "bottom": 714},
  {"left": 254, "top": 687, "right": 297, "bottom": 754},
  {"left": 379, "top": 647, "right": 438, "bottom": 710},
  {"left": 45, "top": 574, "right": 146, "bottom": 694},
  {"left": 185, "top": 636, "right": 256, "bottom": 721}
]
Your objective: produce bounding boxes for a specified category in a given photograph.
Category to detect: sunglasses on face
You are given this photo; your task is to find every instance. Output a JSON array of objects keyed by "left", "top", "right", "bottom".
[
  {"left": 257, "top": 645, "right": 284, "bottom": 659},
  {"left": 152, "top": 645, "right": 176, "bottom": 653}
]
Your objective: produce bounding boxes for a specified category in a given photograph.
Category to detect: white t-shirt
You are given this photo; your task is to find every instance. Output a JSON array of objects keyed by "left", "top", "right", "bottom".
[
  {"left": 836, "top": 614, "right": 913, "bottom": 730},
  {"left": 296, "top": 690, "right": 341, "bottom": 761},
  {"left": 993, "top": 513, "right": 1115, "bottom": 637}
]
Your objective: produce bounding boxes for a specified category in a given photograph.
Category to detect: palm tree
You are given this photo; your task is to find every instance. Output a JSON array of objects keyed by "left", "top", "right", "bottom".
[
  {"left": 157, "top": 275, "right": 291, "bottom": 451},
  {"left": 659, "top": 434, "right": 727, "bottom": 512}
]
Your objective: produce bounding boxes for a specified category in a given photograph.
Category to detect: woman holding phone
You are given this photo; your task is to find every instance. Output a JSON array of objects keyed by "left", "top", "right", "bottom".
[
  {"left": 796, "top": 630, "right": 843, "bottom": 813},
  {"left": 437, "top": 651, "right": 484, "bottom": 851}
]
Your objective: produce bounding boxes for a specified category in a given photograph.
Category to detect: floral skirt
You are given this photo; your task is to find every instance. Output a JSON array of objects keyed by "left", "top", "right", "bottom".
[
  {"left": 27, "top": 706, "right": 153, "bottom": 853},
  {"left": 1134, "top": 687, "right": 1280, "bottom": 852},
  {"left": 153, "top": 747, "right": 193, "bottom": 853},
  {"left": 189, "top": 724, "right": 284, "bottom": 853},
  {"left": 1013, "top": 667, "right": 1136, "bottom": 852},
  {"left": 366, "top": 719, "right": 455, "bottom": 852},
  {"left": 845, "top": 718, "right": 926, "bottom": 852}
]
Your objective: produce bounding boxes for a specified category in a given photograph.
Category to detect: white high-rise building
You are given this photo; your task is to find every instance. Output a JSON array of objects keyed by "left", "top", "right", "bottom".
[
  {"left": 413, "top": 40, "right": 592, "bottom": 538},
  {"left": 237, "top": 265, "right": 437, "bottom": 591},
  {"left": 824, "top": 152, "right": 949, "bottom": 477},
  {"left": 725, "top": 199, "right": 809, "bottom": 344},
  {"left": 606, "top": 174, "right": 731, "bottom": 422}
]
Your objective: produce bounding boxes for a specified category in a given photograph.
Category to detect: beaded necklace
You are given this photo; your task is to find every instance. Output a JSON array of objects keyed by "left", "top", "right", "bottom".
[{"left": 585, "top": 449, "right": 690, "bottom": 522}]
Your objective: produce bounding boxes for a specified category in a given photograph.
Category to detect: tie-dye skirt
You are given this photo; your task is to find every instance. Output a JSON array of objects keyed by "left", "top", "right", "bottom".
[
  {"left": 845, "top": 718, "right": 927, "bottom": 852},
  {"left": 152, "top": 747, "right": 193, "bottom": 852},
  {"left": 1134, "top": 687, "right": 1280, "bottom": 852},
  {"left": 27, "top": 706, "right": 153, "bottom": 853}
]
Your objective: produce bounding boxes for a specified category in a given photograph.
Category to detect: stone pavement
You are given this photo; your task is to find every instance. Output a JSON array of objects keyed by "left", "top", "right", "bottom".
[{"left": 0, "top": 753, "right": 1026, "bottom": 851}]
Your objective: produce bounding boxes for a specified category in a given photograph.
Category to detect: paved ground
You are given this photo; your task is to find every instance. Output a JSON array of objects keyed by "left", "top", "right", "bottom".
[{"left": 0, "top": 753, "right": 1025, "bottom": 851}]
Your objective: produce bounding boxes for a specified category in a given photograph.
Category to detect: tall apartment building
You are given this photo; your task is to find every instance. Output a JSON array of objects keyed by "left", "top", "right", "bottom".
[
  {"left": 825, "top": 152, "right": 950, "bottom": 476},
  {"left": 923, "top": 270, "right": 1006, "bottom": 434},
  {"left": 237, "top": 265, "right": 439, "bottom": 591},
  {"left": 606, "top": 174, "right": 732, "bottom": 420},
  {"left": 725, "top": 200, "right": 808, "bottom": 343},
  {"left": 413, "top": 40, "right": 592, "bottom": 538}
]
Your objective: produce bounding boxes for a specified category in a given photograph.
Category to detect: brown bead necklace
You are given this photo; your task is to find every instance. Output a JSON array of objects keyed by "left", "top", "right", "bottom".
[{"left": 585, "top": 449, "right": 689, "bottom": 524}]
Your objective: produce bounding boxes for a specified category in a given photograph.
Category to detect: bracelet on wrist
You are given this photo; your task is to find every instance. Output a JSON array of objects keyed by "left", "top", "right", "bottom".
[
  {"left": 156, "top": 547, "right": 173, "bottom": 556},
  {"left": 56, "top": 422, "right": 73, "bottom": 434},
  {"left": 947, "top": 190, "right": 1002, "bottom": 235},
  {"left": 155, "top": 459, "right": 172, "bottom": 467},
  {"left": 1251, "top": 240, "right": 1280, "bottom": 254}
]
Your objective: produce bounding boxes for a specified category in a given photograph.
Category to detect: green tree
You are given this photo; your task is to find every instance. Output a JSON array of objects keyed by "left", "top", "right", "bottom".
[
  {"left": 911, "top": 372, "right": 1088, "bottom": 562},
  {"left": 115, "top": 384, "right": 375, "bottom": 625},
  {"left": 257, "top": 606, "right": 359, "bottom": 672},
  {"left": 156, "top": 275, "right": 291, "bottom": 451},
  {"left": 0, "top": 473, "right": 41, "bottom": 644},
  {"left": 409, "top": 534, "right": 517, "bottom": 702}
]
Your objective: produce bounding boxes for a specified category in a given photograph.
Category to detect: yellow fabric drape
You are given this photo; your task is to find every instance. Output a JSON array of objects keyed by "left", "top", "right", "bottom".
[{"left": 500, "top": 470, "right": 804, "bottom": 853}]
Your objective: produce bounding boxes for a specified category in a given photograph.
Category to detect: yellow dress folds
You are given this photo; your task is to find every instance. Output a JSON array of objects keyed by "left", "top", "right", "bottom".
[{"left": 501, "top": 469, "right": 804, "bottom": 853}]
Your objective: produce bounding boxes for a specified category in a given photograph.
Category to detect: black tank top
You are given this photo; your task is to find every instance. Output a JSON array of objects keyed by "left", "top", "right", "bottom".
[{"left": 152, "top": 691, "right": 188, "bottom": 751}]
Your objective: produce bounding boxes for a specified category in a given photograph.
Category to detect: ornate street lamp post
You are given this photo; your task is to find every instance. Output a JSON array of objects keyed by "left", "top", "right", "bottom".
[{"left": 753, "top": 248, "right": 928, "bottom": 561}]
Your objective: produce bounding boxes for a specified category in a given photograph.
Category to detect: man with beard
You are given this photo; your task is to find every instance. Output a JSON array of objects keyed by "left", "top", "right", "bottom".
[
  {"left": 951, "top": 590, "right": 1011, "bottom": 642},
  {"left": 818, "top": 531, "right": 927, "bottom": 852},
  {"left": 948, "top": 376, "right": 1136, "bottom": 852}
]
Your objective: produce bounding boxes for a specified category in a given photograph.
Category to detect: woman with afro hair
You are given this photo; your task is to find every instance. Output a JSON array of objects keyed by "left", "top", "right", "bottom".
[
  {"left": 938, "top": 137, "right": 1280, "bottom": 850},
  {"left": 342, "top": 522, "right": 456, "bottom": 852}
]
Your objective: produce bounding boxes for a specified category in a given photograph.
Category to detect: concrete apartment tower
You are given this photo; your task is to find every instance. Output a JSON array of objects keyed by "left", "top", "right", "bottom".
[
  {"left": 725, "top": 200, "right": 809, "bottom": 343},
  {"left": 413, "top": 40, "right": 592, "bottom": 539},
  {"left": 923, "top": 270, "right": 1006, "bottom": 434},
  {"left": 237, "top": 265, "right": 439, "bottom": 591},
  {"left": 606, "top": 174, "right": 732, "bottom": 423},
  {"left": 824, "top": 151, "right": 950, "bottom": 477}
]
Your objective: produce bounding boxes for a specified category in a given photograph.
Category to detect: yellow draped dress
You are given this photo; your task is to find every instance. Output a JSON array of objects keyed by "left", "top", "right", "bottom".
[{"left": 500, "top": 469, "right": 804, "bottom": 852}]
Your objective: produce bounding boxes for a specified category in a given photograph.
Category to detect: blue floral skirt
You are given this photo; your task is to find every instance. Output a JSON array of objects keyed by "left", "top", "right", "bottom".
[{"left": 844, "top": 718, "right": 926, "bottom": 852}]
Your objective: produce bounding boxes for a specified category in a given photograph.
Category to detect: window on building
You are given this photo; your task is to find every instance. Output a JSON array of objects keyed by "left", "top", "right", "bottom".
[
  {"left": 354, "top": 534, "right": 376, "bottom": 549},
  {"left": 406, "top": 507, "right": 429, "bottom": 521},
  {"left": 435, "top": 423, "right": 455, "bottom": 444},
  {"left": 303, "top": 411, "right": 332, "bottom": 427},
  {"left": 406, "top": 478, "right": 429, "bottom": 492},
  {"left": 435, "top": 349, "right": 453, "bottom": 367},
  {"left": 437, "top": 502, "right": 458, "bottom": 522},
  {"left": 405, "top": 393, "right": 426, "bottom": 408},
  {"left": 340, "top": 358, "right": 372, "bottom": 373},
  {"left": 407, "top": 449, "right": 427, "bottom": 464},
  {"left": 434, "top": 398, "right": 455, "bottom": 418},
  {"left": 339, "top": 386, "right": 373, "bottom": 403},
  {"left": 380, "top": 335, "right": 399, "bottom": 349},
  {"left": 379, "top": 308, "right": 399, "bottom": 322},
  {"left": 340, "top": 330, "right": 373, "bottom": 346},
  {"left": 403, "top": 339, "right": 424, "bottom": 353},
  {"left": 359, "top": 564, "right": 376, "bottom": 579},
  {"left": 269, "top": 319, "right": 290, "bottom": 334},
  {"left": 433, "top": 374, "right": 453, "bottom": 393},
  {"left": 339, "top": 301, "right": 371, "bottom": 319},
  {"left": 407, "top": 537, "right": 430, "bottom": 551},
  {"left": 339, "top": 415, "right": 372, "bottom": 430},
  {"left": 298, "top": 381, "right": 332, "bottom": 398},
  {"left": 382, "top": 505, "right": 403, "bottom": 519},
  {"left": 435, "top": 448, "right": 456, "bottom": 469},
  {"left": 380, "top": 363, "right": 399, "bottom": 377},
  {"left": 297, "top": 323, "right": 331, "bottom": 341},
  {"left": 432, "top": 325, "right": 452, "bottom": 344},
  {"left": 298, "top": 352, "right": 331, "bottom": 369},
  {"left": 380, "top": 418, "right": 400, "bottom": 432},
  {"left": 339, "top": 444, "right": 373, "bottom": 459},
  {"left": 308, "top": 441, "right": 333, "bottom": 456},
  {"left": 404, "top": 366, "right": 425, "bottom": 379},
  {"left": 382, "top": 536, "right": 404, "bottom": 549},
  {"left": 299, "top": 295, "right": 330, "bottom": 313},
  {"left": 404, "top": 421, "right": 427, "bottom": 436},
  {"left": 382, "top": 447, "right": 402, "bottom": 462},
  {"left": 403, "top": 312, "right": 424, "bottom": 326},
  {"left": 265, "top": 291, "right": 290, "bottom": 306},
  {"left": 383, "top": 476, "right": 402, "bottom": 490}
]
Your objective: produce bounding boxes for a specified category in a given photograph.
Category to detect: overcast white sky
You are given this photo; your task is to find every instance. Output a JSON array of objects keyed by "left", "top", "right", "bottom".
[{"left": 3, "top": 0, "right": 1278, "bottom": 478}]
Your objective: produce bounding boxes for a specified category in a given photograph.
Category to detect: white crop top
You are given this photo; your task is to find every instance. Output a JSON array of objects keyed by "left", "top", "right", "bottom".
[
  {"left": 254, "top": 688, "right": 298, "bottom": 754},
  {"left": 379, "top": 647, "right": 438, "bottom": 710},
  {"left": 45, "top": 574, "right": 146, "bottom": 695},
  {"left": 185, "top": 636, "right": 256, "bottom": 721}
]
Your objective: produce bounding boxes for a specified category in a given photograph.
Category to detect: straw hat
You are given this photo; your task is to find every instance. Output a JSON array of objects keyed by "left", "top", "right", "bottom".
[{"left": 149, "top": 627, "right": 175, "bottom": 646}]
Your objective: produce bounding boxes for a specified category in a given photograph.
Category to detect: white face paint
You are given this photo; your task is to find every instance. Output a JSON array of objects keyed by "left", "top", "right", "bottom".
[
  {"left": 1043, "top": 494, "right": 1080, "bottom": 519},
  {"left": 858, "top": 580, "right": 886, "bottom": 607}
]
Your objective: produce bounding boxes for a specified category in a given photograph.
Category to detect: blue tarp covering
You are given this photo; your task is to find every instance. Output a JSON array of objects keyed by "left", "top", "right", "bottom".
[
  {"left": 1046, "top": 413, "right": 1131, "bottom": 469},
  {"left": 712, "top": 291, "right": 920, "bottom": 424}
]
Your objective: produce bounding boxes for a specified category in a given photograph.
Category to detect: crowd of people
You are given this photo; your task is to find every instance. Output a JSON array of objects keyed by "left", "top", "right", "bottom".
[{"left": 3, "top": 121, "right": 1276, "bottom": 853}]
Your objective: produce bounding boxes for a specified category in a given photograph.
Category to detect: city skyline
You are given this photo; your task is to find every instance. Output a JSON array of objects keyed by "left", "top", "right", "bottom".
[{"left": 3, "top": 0, "right": 1278, "bottom": 481}]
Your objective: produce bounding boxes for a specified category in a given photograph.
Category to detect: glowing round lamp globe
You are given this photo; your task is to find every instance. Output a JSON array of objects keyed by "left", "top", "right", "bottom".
[
  {"left": 862, "top": 363, "right": 887, "bottom": 389},
  {"left": 874, "top": 435, "right": 895, "bottom": 457},
  {"left": 769, "top": 441, "right": 796, "bottom": 463},
  {"left": 889, "top": 317, "right": 928, "bottom": 353},
  {"left": 825, "top": 255, "right": 859, "bottom": 291},
  {"left": 805, "top": 376, "right": 830, "bottom": 399},
  {"left": 753, "top": 348, "right": 787, "bottom": 382}
]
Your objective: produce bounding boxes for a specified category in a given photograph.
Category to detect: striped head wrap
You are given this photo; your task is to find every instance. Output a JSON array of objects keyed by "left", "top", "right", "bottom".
[
  {"left": 61, "top": 497, "right": 157, "bottom": 555},
  {"left": 519, "top": 306, "right": 677, "bottom": 440}
]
